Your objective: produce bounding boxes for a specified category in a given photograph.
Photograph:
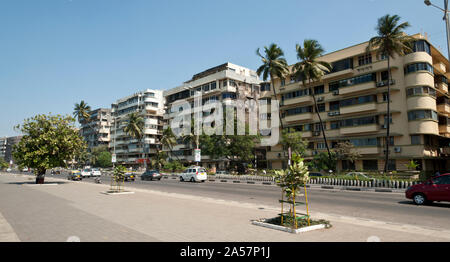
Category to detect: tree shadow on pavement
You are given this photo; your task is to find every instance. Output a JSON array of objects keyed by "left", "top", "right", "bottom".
[
  {"left": 7, "top": 181, "right": 70, "bottom": 185},
  {"left": 398, "top": 200, "right": 450, "bottom": 208}
]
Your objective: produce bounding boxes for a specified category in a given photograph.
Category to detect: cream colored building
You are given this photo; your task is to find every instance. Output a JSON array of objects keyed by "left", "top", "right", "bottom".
[{"left": 263, "top": 33, "right": 450, "bottom": 172}]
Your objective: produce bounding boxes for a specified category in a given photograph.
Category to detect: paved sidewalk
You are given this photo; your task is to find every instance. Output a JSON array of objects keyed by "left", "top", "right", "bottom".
[{"left": 0, "top": 173, "right": 449, "bottom": 242}]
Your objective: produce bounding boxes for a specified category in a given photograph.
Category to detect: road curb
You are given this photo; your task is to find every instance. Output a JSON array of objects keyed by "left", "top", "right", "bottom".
[{"left": 321, "top": 186, "right": 334, "bottom": 189}]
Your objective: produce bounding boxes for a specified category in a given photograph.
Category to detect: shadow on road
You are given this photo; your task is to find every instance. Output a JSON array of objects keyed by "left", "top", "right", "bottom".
[
  {"left": 7, "top": 181, "right": 70, "bottom": 185},
  {"left": 398, "top": 200, "right": 450, "bottom": 208}
]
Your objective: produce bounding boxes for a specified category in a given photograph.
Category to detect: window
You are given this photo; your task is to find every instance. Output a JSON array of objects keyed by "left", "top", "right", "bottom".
[
  {"left": 316, "top": 104, "right": 325, "bottom": 112},
  {"left": 358, "top": 54, "right": 372, "bottom": 66},
  {"left": 330, "top": 58, "right": 353, "bottom": 73},
  {"left": 314, "top": 123, "right": 324, "bottom": 131},
  {"left": 222, "top": 93, "right": 236, "bottom": 100},
  {"left": 411, "top": 135, "right": 421, "bottom": 145},
  {"left": 384, "top": 136, "right": 395, "bottom": 146},
  {"left": 260, "top": 83, "right": 271, "bottom": 91},
  {"left": 340, "top": 95, "right": 376, "bottom": 107},
  {"left": 314, "top": 85, "right": 325, "bottom": 94},
  {"left": 387, "top": 160, "right": 396, "bottom": 171},
  {"left": 340, "top": 116, "right": 378, "bottom": 127},
  {"left": 330, "top": 121, "right": 340, "bottom": 130},
  {"left": 329, "top": 73, "right": 376, "bottom": 91},
  {"left": 406, "top": 86, "right": 436, "bottom": 97},
  {"left": 202, "top": 84, "right": 210, "bottom": 92},
  {"left": 412, "top": 40, "right": 431, "bottom": 55},
  {"left": 408, "top": 110, "right": 438, "bottom": 121},
  {"left": 210, "top": 82, "right": 217, "bottom": 90},
  {"left": 317, "top": 143, "right": 327, "bottom": 150},
  {"left": 384, "top": 114, "right": 393, "bottom": 124},
  {"left": 363, "top": 160, "right": 378, "bottom": 171},
  {"left": 284, "top": 106, "right": 313, "bottom": 116},
  {"left": 381, "top": 71, "right": 389, "bottom": 81},
  {"left": 350, "top": 138, "right": 378, "bottom": 147},
  {"left": 282, "top": 89, "right": 311, "bottom": 100},
  {"left": 382, "top": 92, "right": 389, "bottom": 102},
  {"left": 404, "top": 63, "right": 434, "bottom": 75},
  {"left": 329, "top": 101, "right": 340, "bottom": 111},
  {"left": 280, "top": 79, "right": 285, "bottom": 87},
  {"left": 433, "top": 175, "right": 450, "bottom": 185}
]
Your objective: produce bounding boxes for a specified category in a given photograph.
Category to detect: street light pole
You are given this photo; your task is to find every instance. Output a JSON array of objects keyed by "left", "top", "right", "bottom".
[{"left": 425, "top": 0, "right": 450, "bottom": 61}]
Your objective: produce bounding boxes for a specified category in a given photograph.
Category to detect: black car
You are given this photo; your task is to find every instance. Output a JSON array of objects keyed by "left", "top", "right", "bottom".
[
  {"left": 123, "top": 172, "right": 136, "bottom": 182},
  {"left": 141, "top": 170, "right": 162, "bottom": 181},
  {"left": 309, "top": 172, "right": 325, "bottom": 177}
]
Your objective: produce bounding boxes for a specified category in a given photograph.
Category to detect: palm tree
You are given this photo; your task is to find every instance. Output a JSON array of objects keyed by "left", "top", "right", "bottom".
[
  {"left": 256, "top": 44, "right": 290, "bottom": 165},
  {"left": 73, "top": 100, "right": 92, "bottom": 125},
  {"left": 367, "top": 14, "right": 413, "bottom": 174},
  {"left": 160, "top": 126, "right": 178, "bottom": 160},
  {"left": 123, "top": 112, "right": 145, "bottom": 169},
  {"left": 293, "top": 39, "right": 333, "bottom": 165}
]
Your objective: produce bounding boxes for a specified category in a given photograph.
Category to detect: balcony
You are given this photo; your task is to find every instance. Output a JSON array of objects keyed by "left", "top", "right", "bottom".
[
  {"left": 281, "top": 96, "right": 313, "bottom": 107},
  {"left": 283, "top": 113, "right": 313, "bottom": 123},
  {"left": 340, "top": 124, "right": 379, "bottom": 135},
  {"left": 439, "top": 124, "right": 450, "bottom": 137},
  {"left": 437, "top": 103, "right": 450, "bottom": 115},
  {"left": 340, "top": 102, "right": 377, "bottom": 115},
  {"left": 435, "top": 82, "right": 448, "bottom": 94},
  {"left": 339, "top": 81, "right": 376, "bottom": 95},
  {"left": 355, "top": 147, "right": 381, "bottom": 155}
]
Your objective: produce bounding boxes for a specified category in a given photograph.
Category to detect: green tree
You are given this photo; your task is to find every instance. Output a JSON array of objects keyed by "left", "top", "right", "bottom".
[
  {"left": 0, "top": 157, "right": 8, "bottom": 170},
  {"left": 89, "top": 145, "right": 108, "bottom": 166},
  {"left": 13, "top": 114, "right": 87, "bottom": 184},
  {"left": 256, "top": 43, "right": 290, "bottom": 130},
  {"left": 367, "top": 14, "right": 413, "bottom": 174},
  {"left": 97, "top": 151, "right": 113, "bottom": 168},
  {"left": 161, "top": 127, "right": 178, "bottom": 160},
  {"left": 312, "top": 152, "right": 337, "bottom": 173},
  {"left": 123, "top": 112, "right": 145, "bottom": 168},
  {"left": 280, "top": 129, "right": 308, "bottom": 157},
  {"left": 293, "top": 39, "right": 333, "bottom": 163},
  {"left": 333, "top": 141, "right": 361, "bottom": 166},
  {"left": 73, "top": 100, "right": 92, "bottom": 125}
]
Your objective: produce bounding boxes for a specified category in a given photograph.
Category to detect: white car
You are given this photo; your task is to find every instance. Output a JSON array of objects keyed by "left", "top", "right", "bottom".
[
  {"left": 6, "top": 168, "right": 12, "bottom": 172},
  {"left": 81, "top": 168, "right": 92, "bottom": 178},
  {"left": 90, "top": 168, "right": 101, "bottom": 177},
  {"left": 180, "top": 166, "right": 207, "bottom": 182}
]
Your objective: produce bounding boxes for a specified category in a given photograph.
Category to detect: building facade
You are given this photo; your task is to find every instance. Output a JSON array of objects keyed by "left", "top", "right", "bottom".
[
  {"left": 163, "top": 62, "right": 263, "bottom": 171},
  {"left": 0, "top": 137, "right": 7, "bottom": 161},
  {"left": 263, "top": 34, "right": 450, "bottom": 172},
  {"left": 80, "top": 108, "right": 112, "bottom": 150},
  {"left": 110, "top": 89, "right": 164, "bottom": 167}
]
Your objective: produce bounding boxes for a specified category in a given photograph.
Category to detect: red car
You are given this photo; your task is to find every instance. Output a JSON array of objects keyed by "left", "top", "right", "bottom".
[{"left": 406, "top": 174, "right": 450, "bottom": 205}]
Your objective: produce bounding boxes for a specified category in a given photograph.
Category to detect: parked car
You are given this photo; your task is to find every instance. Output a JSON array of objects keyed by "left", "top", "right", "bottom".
[
  {"left": 91, "top": 168, "right": 101, "bottom": 177},
  {"left": 6, "top": 168, "right": 12, "bottom": 172},
  {"left": 124, "top": 172, "right": 136, "bottom": 182},
  {"left": 215, "top": 170, "right": 230, "bottom": 175},
  {"left": 405, "top": 173, "right": 450, "bottom": 205},
  {"left": 22, "top": 167, "right": 29, "bottom": 172},
  {"left": 309, "top": 172, "right": 325, "bottom": 177},
  {"left": 141, "top": 170, "right": 162, "bottom": 181},
  {"left": 344, "top": 172, "right": 370, "bottom": 179},
  {"left": 81, "top": 168, "right": 92, "bottom": 178},
  {"left": 68, "top": 170, "right": 82, "bottom": 181},
  {"left": 180, "top": 166, "right": 207, "bottom": 182}
]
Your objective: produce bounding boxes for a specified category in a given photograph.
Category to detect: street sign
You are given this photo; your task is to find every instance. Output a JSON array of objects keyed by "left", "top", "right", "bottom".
[
  {"left": 194, "top": 149, "right": 201, "bottom": 162},
  {"left": 111, "top": 154, "right": 116, "bottom": 163}
]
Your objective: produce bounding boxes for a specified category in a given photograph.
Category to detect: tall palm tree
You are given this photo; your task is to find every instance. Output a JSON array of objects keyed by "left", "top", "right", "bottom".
[
  {"left": 293, "top": 39, "right": 333, "bottom": 165},
  {"left": 73, "top": 100, "right": 91, "bottom": 125},
  {"left": 160, "top": 126, "right": 178, "bottom": 160},
  {"left": 73, "top": 100, "right": 94, "bottom": 147},
  {"left": 256, "top": 44, "right": 290, "bottom": 165},
  {"left": 256, "top": 44, "right": 290, "bottom": 130},
  {"left": 123, "top": 112, "right": 145, "bottom": 169},
  {"left": 367, "top": 14, "right": 413, "bottom": 174}
]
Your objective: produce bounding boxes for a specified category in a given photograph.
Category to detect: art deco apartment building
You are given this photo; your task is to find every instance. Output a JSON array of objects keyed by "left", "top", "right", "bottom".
[
  {"left": 263, "top": 33, "right": 450, "bottom": 172},
  {"left": 80, "top": 108, "right": 112, "bottom": 150},
  {"left": 110, "top": 89, "right": 164, "bottom": 167},
  {"left": 163, "top": 62, "right": 263, "bottom": 170}
]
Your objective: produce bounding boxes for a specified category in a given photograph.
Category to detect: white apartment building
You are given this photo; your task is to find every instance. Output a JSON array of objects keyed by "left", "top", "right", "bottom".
[
  {"left": 110, "top": 89, "right": 165, "bottom": 167},
  {"left": 80, "top": 108, "right": 112, "bottom": 150},
  {"left": 163, "top": 62, "right": 263, "bottom": 171}
]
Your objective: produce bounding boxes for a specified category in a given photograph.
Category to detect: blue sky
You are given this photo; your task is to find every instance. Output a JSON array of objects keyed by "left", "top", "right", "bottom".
[{"left": 0, "top": 0, "right": 448, "bottom": 136}]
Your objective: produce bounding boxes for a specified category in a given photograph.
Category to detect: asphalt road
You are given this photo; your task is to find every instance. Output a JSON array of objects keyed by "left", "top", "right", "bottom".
[{"left": 19, "top": 171, "right": 450, "bottom": 231}]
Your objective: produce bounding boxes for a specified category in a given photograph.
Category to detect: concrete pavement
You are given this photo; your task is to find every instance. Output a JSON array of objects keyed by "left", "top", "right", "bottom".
[{"left": 1, "top": 172, "right": 450, "bottom": 242}]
